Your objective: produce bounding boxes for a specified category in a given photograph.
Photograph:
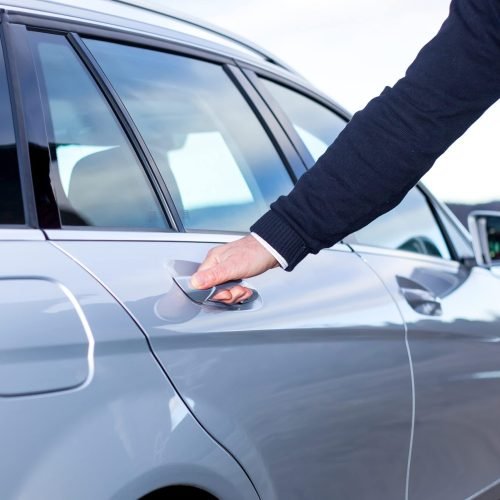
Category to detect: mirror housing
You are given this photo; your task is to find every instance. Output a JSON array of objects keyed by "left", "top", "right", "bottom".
[{"left": 468, "top": 211, "right": 500, "bottom": 266}]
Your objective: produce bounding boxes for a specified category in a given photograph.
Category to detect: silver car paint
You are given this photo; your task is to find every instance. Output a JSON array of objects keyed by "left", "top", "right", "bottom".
[
  {"left": 353, "top": 244, "right": 500, "bottom": 500},
  {"left": 0, "top": 238, "right": 258, "bottom": 500},
  {"left": 53, "top": 235, "right": 413, "bottom": 500}
]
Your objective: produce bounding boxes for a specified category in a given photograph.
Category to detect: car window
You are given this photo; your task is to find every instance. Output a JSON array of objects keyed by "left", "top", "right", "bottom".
[
  {"left": 260, "top": 79, "right": 346, "bottom": 162},
  {"left": 348, "top": 188, "right": 451, "bottom": 259},
  {"left": 85, "top": 38, "right": 294, "bottom": 232},
  {"left": 30, "top": 32, "right": 167, "bottom": 229},
  {"left": 0, "top": 39, "right": 24, "bottom": 225}
]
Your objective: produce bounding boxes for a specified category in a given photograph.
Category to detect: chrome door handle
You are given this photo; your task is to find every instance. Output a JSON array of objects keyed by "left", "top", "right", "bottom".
[
  {"left": 396, "top": 275, "right": 442, "bottom": 316},
  {"left": 173, "top": 276, "right": 259, "bottom": 306}
]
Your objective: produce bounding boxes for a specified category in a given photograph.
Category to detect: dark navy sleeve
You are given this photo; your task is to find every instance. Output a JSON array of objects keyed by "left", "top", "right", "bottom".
[{"left": 250, "top": 0, "right": 500, "bottom": 270}]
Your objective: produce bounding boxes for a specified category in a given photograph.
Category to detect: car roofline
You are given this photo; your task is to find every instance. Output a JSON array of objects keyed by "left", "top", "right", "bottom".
[
  {"left": 111, "top": 0, "right": 296, "bottom": 72},
  {"left": 0, "top": 0, "right": 295, "bottom": 72},
  {"left": 0, "top": 0, "right": 351, "bottom": 120}
]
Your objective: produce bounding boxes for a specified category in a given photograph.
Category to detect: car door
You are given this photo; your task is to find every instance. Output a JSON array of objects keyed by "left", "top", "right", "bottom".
[
  {"left": 257, "top": 75, "right": 500, "bottom": 499},
  {"left": 346, "top": 188, "right": 500, "bottom": 500},
  {"left": 0, "top": 27, "right": 259, "bottom": 500},
  {"left": 23, "top": 24, "right": 415, "bottom": 499}
]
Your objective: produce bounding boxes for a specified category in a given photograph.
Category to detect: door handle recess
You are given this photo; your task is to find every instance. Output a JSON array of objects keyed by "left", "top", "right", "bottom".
[
  {"left": 173, "top": 276, "right": 259, "bottom": 307},
  {"left": 396, "top": 275, "right": 442, "bottom": 316}
]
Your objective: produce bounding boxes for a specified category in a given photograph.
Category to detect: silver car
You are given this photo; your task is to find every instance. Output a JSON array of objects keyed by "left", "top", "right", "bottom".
[{"left": 1, "top": 1, "right": 500, "bottom": 499}]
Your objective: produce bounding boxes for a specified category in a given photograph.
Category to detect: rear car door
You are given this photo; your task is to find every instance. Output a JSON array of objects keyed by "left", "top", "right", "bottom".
[
  {"left": 0, "top": 24, "right": 260, "bottom": 500},
  {"left": 255, "top": 75, "right": 500, "bottom": 499},
  {"left": 24, "top": 22, "right": 414, "bottom": 499}
]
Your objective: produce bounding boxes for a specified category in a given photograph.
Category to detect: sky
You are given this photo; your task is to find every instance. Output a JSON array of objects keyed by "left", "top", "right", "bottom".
[{"left": 155, "top": 0, "right": 500, "bottom": 205}]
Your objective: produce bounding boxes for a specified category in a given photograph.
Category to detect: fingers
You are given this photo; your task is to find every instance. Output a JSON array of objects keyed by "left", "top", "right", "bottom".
[
  {"left": 191, "top": 262, "right": 233, "bottom": 290},
  {"left": 211, "top": 285, "right": 253, "bottom": 305},
  {"left": 190, "top": 233, "right": 279, "bottom": 291},
  {"left": 196, "top": 247, "right": 220, "bottom": 273}
]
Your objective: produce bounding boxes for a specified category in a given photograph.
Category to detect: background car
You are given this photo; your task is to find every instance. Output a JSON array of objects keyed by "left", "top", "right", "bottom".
[{"left": 1, "top": 1, "right": 500, "bottom": 499}]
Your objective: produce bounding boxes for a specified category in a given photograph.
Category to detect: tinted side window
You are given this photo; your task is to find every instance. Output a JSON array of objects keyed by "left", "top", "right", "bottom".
[
  {"left": 349, "top": 188, "right": 451, "bottom": 259},
  {"left": 0, "top": 39, "right": 24, "bottom": 224},
  {"left": 261, "top": 79, "right": 346, "bottom": 162},
  {"left": 85, "top": 39, "right": 294, "bottom": 232},
  {"left": 30, "top": 32, "right": 167, "bottom": 229}
]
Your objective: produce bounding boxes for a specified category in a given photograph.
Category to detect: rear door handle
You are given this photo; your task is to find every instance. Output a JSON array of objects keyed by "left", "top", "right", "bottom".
[
  {"left": 173, "top": 276, "right": 259, "bottom": 307},
  {"left": 396, "top": 275, "right": 442, "bottom": 316}
]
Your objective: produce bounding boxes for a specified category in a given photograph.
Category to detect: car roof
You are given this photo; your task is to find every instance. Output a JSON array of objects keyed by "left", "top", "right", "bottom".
[
  {"left": 0, "top": 0, "right": 289, "bottom": 67},
  {"left": 0, "top": 0, "right": 350, "bottom": 118}
]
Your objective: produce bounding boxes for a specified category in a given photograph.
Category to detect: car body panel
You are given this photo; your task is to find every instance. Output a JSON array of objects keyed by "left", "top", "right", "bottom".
[
  {"left": 53, "top": 236, "right": 412, "bottom": 500},
  {"left": 353, "top": 246, "right": 500, "bottom": 499},
  {"left": 0, "top": 239, "right": 259, "bottom": 500}
]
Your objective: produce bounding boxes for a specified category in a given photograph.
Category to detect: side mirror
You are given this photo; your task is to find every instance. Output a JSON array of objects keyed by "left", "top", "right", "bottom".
[{"left": 468, "top": 211, "right": 500, "bottom": 266}]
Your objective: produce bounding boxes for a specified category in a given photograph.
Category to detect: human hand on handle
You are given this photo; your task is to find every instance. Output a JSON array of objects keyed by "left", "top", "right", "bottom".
[{"left": 190, "top": 234, "right": 279, "bottom": 305}]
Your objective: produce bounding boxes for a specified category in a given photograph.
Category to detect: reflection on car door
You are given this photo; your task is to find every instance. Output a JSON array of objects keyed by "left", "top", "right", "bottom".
[
  {"left": 349, "top": 188, "right": 500, "bottom": 500},
  {"left": 32, "top": 31, "right": 415, "bottom": 499}
]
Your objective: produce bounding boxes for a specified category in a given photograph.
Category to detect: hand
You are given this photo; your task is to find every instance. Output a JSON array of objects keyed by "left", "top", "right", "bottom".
[{"left": 190, "top": 234, "right": 279, "bottom": 304}]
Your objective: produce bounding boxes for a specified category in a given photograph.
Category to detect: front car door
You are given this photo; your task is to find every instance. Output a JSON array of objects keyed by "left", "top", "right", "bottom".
[
  {"left": 256, "top": 73, "right": 500, "bottom": 499},
  {"left": 348, "top": 188, "right": 500, "bottom": 500},
  {"left": 21, "top": 20, "right": 416, "bottom": 499}
]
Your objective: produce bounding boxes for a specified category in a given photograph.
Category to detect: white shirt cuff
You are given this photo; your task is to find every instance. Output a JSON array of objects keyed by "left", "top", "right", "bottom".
[{"left": 251, "top": 232, "right": 288, "bottom": 269}]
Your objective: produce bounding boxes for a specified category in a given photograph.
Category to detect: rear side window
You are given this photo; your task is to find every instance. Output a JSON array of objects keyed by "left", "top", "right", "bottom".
[
  {"left": 85, "top": 39, "right": 294, "bottom": 232},
  {"left": 348, "top": 188, "right": 451, "bottom": 259},
  {"left": 260, "top": 79, "right": 346, "bottom": 162},
  {"left": 0, "top": 39, "right": 24, "bottom": 224},
  {"left": 30, "top": 32, "right": 167, "bottom": 229}
]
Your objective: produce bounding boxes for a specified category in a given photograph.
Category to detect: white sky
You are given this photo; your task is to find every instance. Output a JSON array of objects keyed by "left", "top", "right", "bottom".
[{"left": 155, "top": 0, "right": 500, "bottom": 205}]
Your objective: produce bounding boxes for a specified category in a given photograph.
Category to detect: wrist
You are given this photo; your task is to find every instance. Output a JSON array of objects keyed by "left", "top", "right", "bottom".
[{"left": 250, "top": 210, "right": 309, "bottom": 271}]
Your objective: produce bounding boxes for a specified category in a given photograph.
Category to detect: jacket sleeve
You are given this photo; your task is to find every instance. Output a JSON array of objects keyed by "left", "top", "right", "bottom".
[{"left": 250, "top": 0, "right": 500, "bottom": 270}]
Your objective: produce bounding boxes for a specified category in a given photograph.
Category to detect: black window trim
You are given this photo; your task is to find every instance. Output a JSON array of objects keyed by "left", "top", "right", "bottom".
[
  {"left": 5, "top": 9, "right": 238, "bottom": 67},
  {"left": 240, "top": 64, "right": 350, "bottom": 170},
  {"left": 67, "top": 32, "right": 180, "bottom": 231},
  {"left": 0, "top": 15, "right": 38, "bottom": 228},
  {"left": 223, "top": 65, "right": 306, "bottom": 184}
]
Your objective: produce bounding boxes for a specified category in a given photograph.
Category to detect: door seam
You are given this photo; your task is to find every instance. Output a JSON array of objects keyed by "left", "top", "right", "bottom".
[{"left": 352, "top": 249, "right": 415, "bottom": 500}]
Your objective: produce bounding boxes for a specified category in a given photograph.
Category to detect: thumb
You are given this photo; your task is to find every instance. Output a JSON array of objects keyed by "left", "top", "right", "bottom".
[{"left": 191, "top": 262, "right": 231, "bottom": 289}]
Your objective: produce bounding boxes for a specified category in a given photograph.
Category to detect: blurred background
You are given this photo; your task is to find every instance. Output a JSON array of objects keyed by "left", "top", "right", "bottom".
[{"left": 157, "top": 0, "right": 500, "bottom": 225}]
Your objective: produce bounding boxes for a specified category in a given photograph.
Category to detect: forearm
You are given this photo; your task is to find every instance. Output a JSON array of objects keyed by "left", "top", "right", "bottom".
[{"left": 251, "top": 0, "right": 500, "bottom": 270}]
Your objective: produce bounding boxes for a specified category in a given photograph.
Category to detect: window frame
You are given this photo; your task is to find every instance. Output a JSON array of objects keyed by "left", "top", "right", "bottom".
[
  {"left": 0, "top": 17, "right": 37, "bottom": 228},
  {"left": 240, "top": 64, "right": 350, "bottom": 170},
  {"left": 4, "top": 13, "right": 306, "bottom": 236},
  {"left": 32, "top": 30, "right": 175, "bottom": 231},
  {"left": 2, "top": 12, "right": 473, "bottom": 261}
]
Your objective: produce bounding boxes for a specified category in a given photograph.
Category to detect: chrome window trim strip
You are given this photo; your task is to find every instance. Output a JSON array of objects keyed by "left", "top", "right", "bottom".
[
  {"left": 44, "top": 229, "right": 352, "bottom": 252},
  {"left": 45, "top": 229, "right": 244, "bottom": 243},
  {"left": 0, "top": 228, "right": 45, "bottom": 240},
  {"left": 348, "top": 242, "right": 461, "bottom": 268}
]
